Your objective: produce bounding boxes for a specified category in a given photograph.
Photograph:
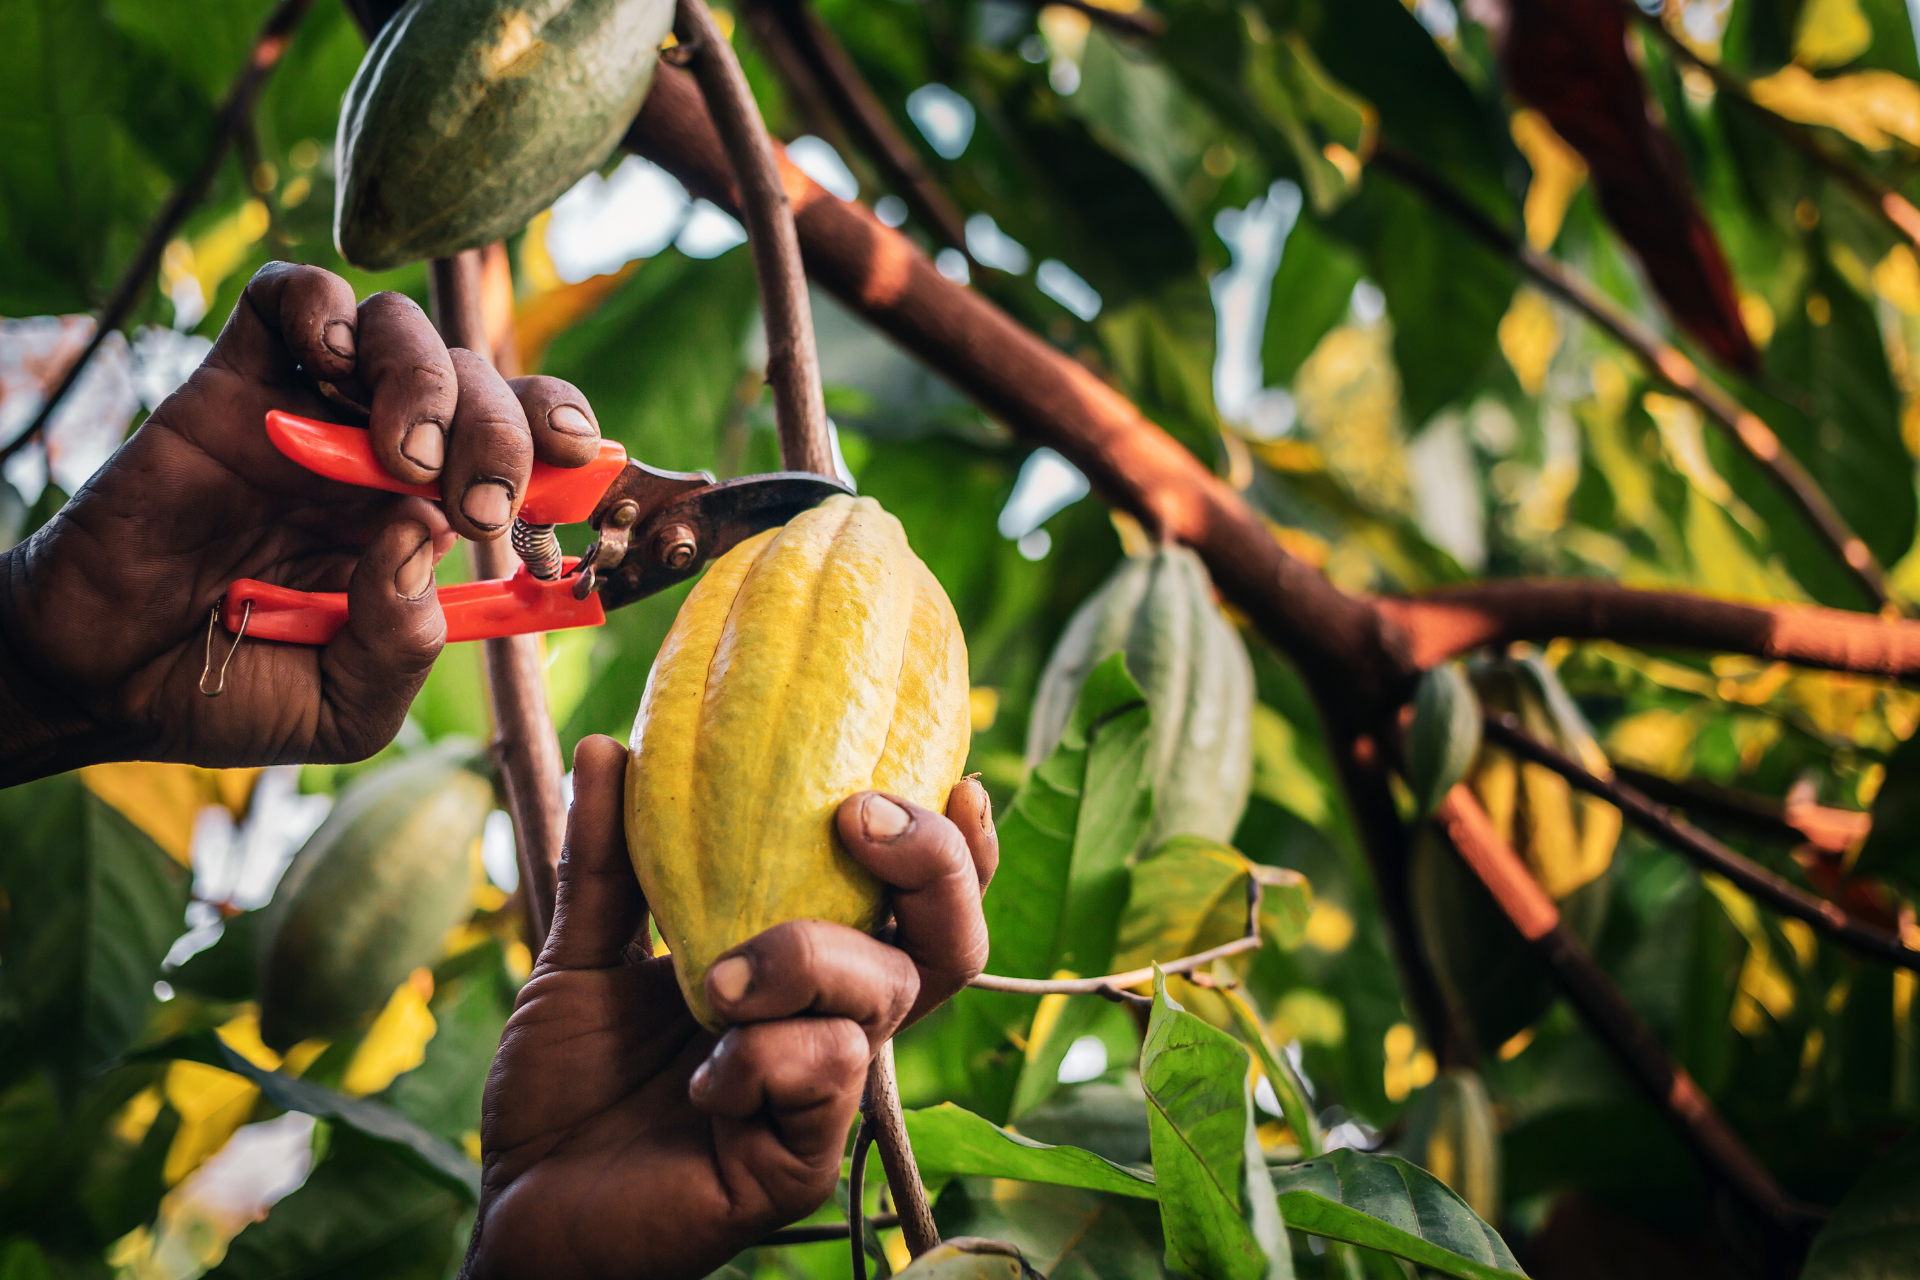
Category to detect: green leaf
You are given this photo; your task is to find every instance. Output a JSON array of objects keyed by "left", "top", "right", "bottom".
[
  {"left": 1263, "top": 214, "right": 1365, "bottom": 390},
  {"left": 906, "top": 1103, "right": 1156, "bottom": 1199},
  {"left": 1111, "top": 836, "right": 1310, "bottom": 975},
  {"left": 130, "top": 1030, "right": 479, "bottom": 1202},
  {"left": 1140, "top": 971, "right": 1291, "bottom": 1280},
  {"left": 1270, "top": 1149, "right": 1524, "bottom": 1280},
  {"left": 165, "top": 908, "right": 261, "bottom": 1003},
  {"left": 207, "top": 1129, "right": 466, "bottom": 1280},
  {"left": 1801, "top": 1106, "right": 1920, "bottom": 1276},
  {"left": 1097, "top": 277, "right": 1223, "bottom": 460},
  {"left": 1846, "top": 726, "right": 1920, "bottom": 888},
  {"left": 0, "top": 775, "right": 189, "bottom": 1084},
  {"left": 1407, "top": 663, "right": 1482, "bottom": 817},
  {"left": 930, "top": 1180, "right": 1168, "bottom": 1280}
]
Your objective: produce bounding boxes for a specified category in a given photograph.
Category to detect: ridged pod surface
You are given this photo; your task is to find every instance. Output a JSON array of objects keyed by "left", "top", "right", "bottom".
[
  {"left": 334, "top": 0, "right": 674, "bottom": 270},
  {"left": 257, "top": 742, "right": 492, "bottom": 1050},
  {"left": 1025, "top": 546, "right": 1253, "bottom": 851},
  {"left": 627, "top": 495, "right": 971, "bottom": 1030}
]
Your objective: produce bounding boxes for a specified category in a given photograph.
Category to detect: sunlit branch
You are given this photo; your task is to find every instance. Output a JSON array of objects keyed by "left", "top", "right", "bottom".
[
  {"left": 1375, "top": 578, "right": 1920, "bottom": 676},
  {"left": 1482, "top": 712, "right": 1920, "bottom": 971},
  {"left": 1610, "top": 764, "right": 1872, "bottom": 858},
  {"left": 1434, "top": 785, "right": 1819, "bottom": 1232},
  {"left": 1371, "top": 144, "right": 1891, "bottom": 611},
  {"left": 1627, "top": 3, "right": 1920, "bottom": 254},
  {"left": 0, "top": 0, "right": 316, "bottom": 468}
]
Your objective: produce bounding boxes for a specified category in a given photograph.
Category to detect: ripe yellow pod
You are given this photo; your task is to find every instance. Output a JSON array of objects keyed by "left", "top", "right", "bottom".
[{"left": 627, "top": 495, "right": 971, "bottom": 1029}]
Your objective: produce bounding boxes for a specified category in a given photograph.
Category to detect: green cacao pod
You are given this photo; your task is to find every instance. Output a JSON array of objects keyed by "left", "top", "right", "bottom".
[
  {"left": 334, "top": 0, "right": 675, "bottom": 270},
  {"left": 1401, "top": 1067, "right": 1501, "bottom": 1223},
  {"left": 257, "top": 741, "right": 492, "bottom": 1050},
  {"left": 1025, "top": 546, "right": 1254, "bottom": 851},
  {"left": 1413, "top": 655, "right": 1619, "bottom": 1052}
]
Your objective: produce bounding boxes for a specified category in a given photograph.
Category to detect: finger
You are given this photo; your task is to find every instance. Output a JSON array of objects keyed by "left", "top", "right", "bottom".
[
  {"left": 705, "top": 919, "right": 919, "bottom": 1048},
  {"left": 540, "top": 735, "right": 648, "bottom": 972},
  {"left": 207, "top": 261, "right": 359, "bottom": 387},
  {"left": 509, "top": 375, "right": 602, "bottom": 469},
  {"left": 444, "top": 349, "right": 533, "bottom": 540},
  {"left": 836, "top": 791, "right": 990, "bottom": 1024},
  {"left": 690, "top": 1017, "right": 868, "bottom": 1154},
  {"left": 944, "top": 776, "right": 998, "bottom": 891},
  {"left": 351, "top": 292, "right": 459, "bottom": 488},
  {"left": 313, "top": 518, "right": 445, "bottom": 762}
]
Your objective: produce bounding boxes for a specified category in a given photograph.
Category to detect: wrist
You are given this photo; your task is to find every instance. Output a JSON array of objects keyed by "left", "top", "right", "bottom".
[{"left": 0, "top": 544, "right": 110, "bottom": 785}]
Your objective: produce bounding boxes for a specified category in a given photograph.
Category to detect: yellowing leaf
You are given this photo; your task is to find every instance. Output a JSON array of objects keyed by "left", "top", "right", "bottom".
[
  {"left": 80, "top": 763, "right": 260, "bottom": 868},
  {"left": 1251, "top": 703, "right": 1332, "bottom": 825},
  {"left": 1750, "top": 64, "right": 1920, "bottom": 150},
  {"left": 160, "top": 200, "right": 271, "bottom": 313},
  {"left": 342, "top": 969, "right": 438, "bottom": 1096},
  {"left": 1510, "top": 109, "right": 1587, "bottom": 250},
  {"left": 515, "top": 260, "right": 640, "bottom": 372},
  {"left": 162, "top": 1064, "right": 258, "bottom": 1186},
  {"left": 1874, "top": 246, "right": 1920, "bottom": 314},
  {"left": 970, "top": 686, "right": 1001, "bottom": 733},
  {"left": 1497, "top": 288, "right": 1561, "bottom": 395},
  {"left": 1269, "top": 988, "right": 1345, "bottom": 1046},
  {"left": 1793, "top": 0, "right": 1874, "bottom": 69},
  {"left": 1301, "top": 901, "right": 1353, "bottom": 953}
]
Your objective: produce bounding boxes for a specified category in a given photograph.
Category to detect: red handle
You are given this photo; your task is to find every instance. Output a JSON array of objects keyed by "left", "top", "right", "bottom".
[
  {"left": 225, "top": 559, "right": 607, "bottom": 645},
  {"left": 265, "top": 410, "right": 628, "bottom": 525}
]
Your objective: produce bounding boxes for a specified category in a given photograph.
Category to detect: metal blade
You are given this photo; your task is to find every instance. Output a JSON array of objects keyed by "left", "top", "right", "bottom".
[{"left": 595, "top": 471, "right": 854, "bottom": 610}]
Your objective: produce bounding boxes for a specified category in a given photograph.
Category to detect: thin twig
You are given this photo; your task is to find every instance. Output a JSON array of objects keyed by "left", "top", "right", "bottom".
[
  {"left": 0, "top": 0, "right": 316, "bottom": 467},
  {"left": 676, "top": 0, "right": 833, "bottom": 478},
  {"left": 748, "top": 0, "right": 971, "bottom": 254},
  {"left": 1434, "top": 785, "right": 1821, "bottom": 1232},
  {"left": 760, "top": 1213, "right": 899, "bottom": 1247},
  {"left": 1482, "top": 712, "right": 1920, "bottom": 971},
  {"left": 848, "top": 1113, "right": 874, "bottom": 1280},
  {"left": 968, "top": 876, "right": 1265, "bottom": 995},
  {"left": 1370, "top": 144, "right": 1890, "bottom": 610},
  {"left": 1611, "top": 765, "right": 1871, "bottom": 856},
  {"left": 1627, "top": 4, "right": 1920, "bottom": 252}
]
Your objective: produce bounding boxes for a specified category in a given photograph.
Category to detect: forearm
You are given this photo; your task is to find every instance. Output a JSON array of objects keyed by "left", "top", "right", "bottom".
[{"left": 0, "top": 545, "right": 111, "bottom": 786}]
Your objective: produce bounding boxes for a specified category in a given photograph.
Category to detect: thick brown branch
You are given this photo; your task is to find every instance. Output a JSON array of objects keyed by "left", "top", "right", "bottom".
[
  {"left": 861, "top": 1041, "right": 938, "bottom": 1256},
  {"left": 1371, "top": 144, "right": 1890, "bottom": 610},
  {"left": 624, "top": 65, "right": 1414, "bottom": 710},
  {"left": 1483, "top": 713, "right": 1920, "bottom": 971},
  {"left": 0, "top": 0, "right": 315, "bottom": 466},
  {"left": 1377, "top": 578, "right": 1920, "bottom": 676},
  {"left": 1611, "top": 765, "right": 1871, "bottom": 856},
  {"left": 676, "top": 0, "right": 834, "bottom": 478},
  {"left": 1435, "top": 786, "right": 1818, "bottom": 1232}
]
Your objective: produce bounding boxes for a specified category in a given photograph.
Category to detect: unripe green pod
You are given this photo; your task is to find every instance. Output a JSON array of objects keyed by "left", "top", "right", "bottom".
[
  {"left": 1026, "top": 546, "right": 1254, "bottom": 852},
  {"left": 256, "top": 741, "right": 492, "bottom": 1050},
  {"left": 1402, "top": 1067, "right": 1501, "bottom": 1223},
  {"left": 334, "top": 0, "right": 675, "bottom": 270}
]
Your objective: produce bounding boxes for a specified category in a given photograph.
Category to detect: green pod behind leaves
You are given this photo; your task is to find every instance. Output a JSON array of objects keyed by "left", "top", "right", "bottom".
[
  {"left": 1400, "top": 1067, "right": 1501, "bottom": 1224},
  {"left": 256, "top": 741, "right": 493, "bottom": 1050},
  {"left": 334, "top": 0, "right": 676, "bottom": 270},
  {"left": 1026, "top": 545, "right": 1254, "bottom": 852}
]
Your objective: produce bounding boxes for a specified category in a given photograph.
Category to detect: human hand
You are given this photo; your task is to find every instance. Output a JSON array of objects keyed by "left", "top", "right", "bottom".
[
  {"left": 0, "top": 262, "right": 602, "bottom": 782},
  {"left": 461, "top": 735, "right": 997, "bottom": 1280}
]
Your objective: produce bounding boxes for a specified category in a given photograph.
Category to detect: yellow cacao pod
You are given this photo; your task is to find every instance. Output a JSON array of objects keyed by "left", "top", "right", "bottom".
[{"left": 626, "top": 495, "right": 971, "bottom": 1030}]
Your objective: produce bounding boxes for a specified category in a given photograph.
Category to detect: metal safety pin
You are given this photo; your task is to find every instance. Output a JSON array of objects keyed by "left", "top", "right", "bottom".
[{"left": 200, "top": 598, "right": 252, "bottom": 697}]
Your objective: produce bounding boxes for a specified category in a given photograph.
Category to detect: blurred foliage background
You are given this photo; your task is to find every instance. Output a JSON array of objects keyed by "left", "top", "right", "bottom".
[{"left": 10, "top": 0, "right": 1920, "bottom": 1275}]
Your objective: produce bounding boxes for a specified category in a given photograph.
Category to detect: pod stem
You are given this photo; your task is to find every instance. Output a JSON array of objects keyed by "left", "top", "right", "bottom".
[{"left": 674, "top": 0, "right": 834, "bottom": 480}]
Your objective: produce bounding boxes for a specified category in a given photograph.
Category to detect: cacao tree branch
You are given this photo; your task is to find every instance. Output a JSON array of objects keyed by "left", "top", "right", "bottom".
[
  {"left": 1611, "top": 765, "right": 1872, "bottom": 856},
  {"left": 861, "top": 1041, "right": 937, "bottom": 1258},
  {"left": 1376, "top": 578, "right": 1920, "bottom": 676},
  {"left": 1482, "top": 713, "right": 1920, "bottom": 971},
  {"left": 761, "top": 1213, "right": 900, "bottom": 1247},
  {"left": 1434, "top": 785, "right": 1821, "bottom": 1233},
  {"left": 0, "top": 0, "right": 316, "bottom": 467},
  {"left": 675, "top": 0, "right": 833, "bottom": 478},
  {"left": 1626, "top": 3, "right": 1920, "bottom": 253},
  {"left": 1370, "top": 144, "right": 1891, "bottom": 611},
  {"left": 426, "top": 248, "right": 568, "bottom": 950}
]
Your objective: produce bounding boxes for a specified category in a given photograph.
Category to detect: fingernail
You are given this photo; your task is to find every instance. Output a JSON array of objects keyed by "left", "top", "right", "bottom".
[
  {"left": 395, "top": 539, "right": 434, "bottom": 599},
  {"left": 462, "top": 479, "right": 513, "bottom": 530},
  {"left": 549, "top": 404, "right": 593, "bottom": 437},
  {"left": 863, "top": 794, "right": 912, "bottom": 841},
  {"left": 400, "top": 421, "right": 445, "bottom": 471},
  {"left": 323, "top": 320, "right": 355, "bottom": 360},
  {"left": 708, "top": 955, "right": 752, "bottom": 1004},
  {"left": 690, "top": 1057, "right": 713, "bottom": 1091}
]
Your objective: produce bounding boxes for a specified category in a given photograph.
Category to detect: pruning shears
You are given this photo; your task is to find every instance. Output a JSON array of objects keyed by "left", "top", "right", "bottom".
[{"left": 219, "top": 410, "right": 851, "bottom": 646}]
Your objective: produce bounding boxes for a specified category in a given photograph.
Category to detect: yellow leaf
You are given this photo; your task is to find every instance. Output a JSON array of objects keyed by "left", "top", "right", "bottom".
[
  {"left": 110, "top": 1086, "right": 164, "bottom": 1146},
  {"left": 1605, "top": 707, "right": 1699, "bottom": 777},
  {"left": 1510, "top": 109, "right": 1587, "bottom": 250},
  {"left": 1269, "top": 988, "right": 1345, "bottom": 1046},
  {"left": 162, "top": 1064, "right": 258, "bottom": 1186},
  {"left": 342, "top": 969, "right": 439, "bottom": 1096},
  {"left": 80, "top": 763, "right": 260, "bottom": 868},
  {"left": 1497, "top": 288, "right": 1561, "bottom": 395},
  {"left": 1025, "top": 983, "right": 1076, "bottom": 1065},
  {"left": 1301, "top": 901, "right": 1353, "bottom": 954},
  {"left": 514, "top": 261, "right": 640, "bottom": 372},
  {"left": 1874, "top": 246, "right": 1920, "bottom": 314},
  {"left": 969, "top": 686, "right": 1000, "bottom": 733},
  {"left": 1750, "top": 64, "right": 1920, "bottom": 150},
  {"left": 1793, "top": 0, "right": 1874, "bottom": 69}
]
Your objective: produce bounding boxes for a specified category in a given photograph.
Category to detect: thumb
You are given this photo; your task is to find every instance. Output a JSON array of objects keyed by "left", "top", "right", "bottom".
[
  {"left": 539, "top": 735, "right": 648, "bottom": 972},
  {"left": 314, "top": 518, "right": 445, "bottom": 761}
]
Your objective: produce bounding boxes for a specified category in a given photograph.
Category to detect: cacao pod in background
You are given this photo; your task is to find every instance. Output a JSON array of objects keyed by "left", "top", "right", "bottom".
[
  {"left": 334, "top": 0, "right": 675, "bottom": 270},
  {"left": 1025, "top": 546, "right": 1254, "bottom": 852},
  {"left": 628, "top": 495, "right": 971, "bottom": 1031},
  {"left": 1401, "top": 1067, "right": 1501, "bottom": 1224},
  {"left": 1413, "top": 654, "right": 1620, "bottom": 1051},
  {"left": 257, "top": 741, "right": 493, "bottom": 1050}
]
